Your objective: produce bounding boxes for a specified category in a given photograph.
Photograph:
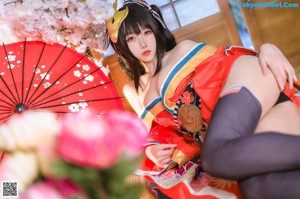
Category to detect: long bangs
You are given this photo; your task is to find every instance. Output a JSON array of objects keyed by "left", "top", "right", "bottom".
[
  {"left": 119, "top": 5, "right": 158, "bottom": 39},
  {"left": 113, "top": 4, "right": 175, "bottom": 90}
]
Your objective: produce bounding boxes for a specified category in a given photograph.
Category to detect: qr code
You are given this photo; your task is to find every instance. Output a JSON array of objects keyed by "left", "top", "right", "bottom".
[{"left": 2, "top": 181, "right": 18, "bottom": 197}]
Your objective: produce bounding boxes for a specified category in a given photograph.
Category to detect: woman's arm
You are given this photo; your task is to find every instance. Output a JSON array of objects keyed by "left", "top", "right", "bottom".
[
  {"left": 123, "top": 82, "right": 143, "bottom": 114},
  {"left": 123, "top": 82, "right": 177, "bottom": 168}
]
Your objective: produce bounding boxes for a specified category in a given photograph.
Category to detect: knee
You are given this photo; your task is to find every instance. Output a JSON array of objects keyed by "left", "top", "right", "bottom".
[
  {"left": 201, "top": 142, "right": 233, "bottom": 180},
  {"left": 201, "top": 147, "right": 218, "bottom": 176},
  {"left": 239, "top": 175, "right": 280, "bottom": 199}
]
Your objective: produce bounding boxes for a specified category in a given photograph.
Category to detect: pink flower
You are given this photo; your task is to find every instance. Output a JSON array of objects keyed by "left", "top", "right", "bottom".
[
  {"left": 20, "top": 181, "right": 64, "bottom": 199},
  {"left": 46, "top": 178, "right": 87, "bottom": 199},
  {"left": 20, "top": 179, "right": 86, "bottom": 199},
  {"left": 104, "top": 110, "right": 148, "bottom": 157},
  {"left": 57, "top": 110, "right": 148, "bottom": 168}
]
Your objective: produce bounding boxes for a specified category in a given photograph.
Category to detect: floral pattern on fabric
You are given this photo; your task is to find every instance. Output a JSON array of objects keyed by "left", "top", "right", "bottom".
[
  {"left": 173, "top": 81, "right": 207, "bottom": 145},
  {"left": 138, "top": 44, "right": 259, "bottom": 199},
  {"left": 181, "top": 91, "right": 195, "bottom": 104}
]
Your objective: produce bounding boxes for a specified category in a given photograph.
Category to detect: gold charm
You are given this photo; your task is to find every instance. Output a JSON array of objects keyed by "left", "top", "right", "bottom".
[{"left": 177, "top": 104, "right": 203, "bottom": 133}]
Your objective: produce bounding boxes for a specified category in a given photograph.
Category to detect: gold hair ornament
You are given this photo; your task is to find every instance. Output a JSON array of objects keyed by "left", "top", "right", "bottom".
[
  {"left": 105, "top": 2, "right": 129, "bottom": 43},
  {"left": 106, "top": 0, "right": 167, "bottom": 43}
]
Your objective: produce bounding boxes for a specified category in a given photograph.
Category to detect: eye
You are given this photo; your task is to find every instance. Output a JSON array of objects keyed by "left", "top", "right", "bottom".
[
  {"left": 126, "top": 37, "right": 133, "bottom": 42},
  {"left": 144, "top": 29, "right": 153, "bottom": 35},
  {"left": 126, "top": 34, "right": 136, "bottom": 42}
]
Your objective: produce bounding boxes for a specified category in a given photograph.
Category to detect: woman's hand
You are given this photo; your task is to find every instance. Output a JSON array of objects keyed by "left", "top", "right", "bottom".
[
  {"left": 258, "top": 43, "right": 297, "bottom": 90},
  {"left": 145, "top": 144, "right": 177, "bottom": 168}
]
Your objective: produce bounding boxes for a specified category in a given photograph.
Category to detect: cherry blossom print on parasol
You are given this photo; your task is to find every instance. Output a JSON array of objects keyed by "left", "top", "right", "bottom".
[{"left": 0, "top": 40, "right": 123, "bottom": 124}]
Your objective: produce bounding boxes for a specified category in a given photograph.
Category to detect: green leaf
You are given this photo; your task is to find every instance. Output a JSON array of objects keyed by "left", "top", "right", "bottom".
[{"left": 49, "top": 155, "right": 144, "bottom": 199}]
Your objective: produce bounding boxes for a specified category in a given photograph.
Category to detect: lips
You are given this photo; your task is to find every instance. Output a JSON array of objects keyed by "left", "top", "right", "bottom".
[{"left": 142, "top": 50, "right": 151, "bottom": 56}]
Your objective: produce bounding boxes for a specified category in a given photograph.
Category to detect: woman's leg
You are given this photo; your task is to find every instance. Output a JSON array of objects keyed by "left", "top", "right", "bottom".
[
  {"left": 238, "top": 101, "right": 300, "bottom": 199},
  {"left": 255, "top": 100, "right": 300, "bottom": 136},
  {"left": 239, "top": 170, "right": 300, "bottom": 199},
  {"left": 201, "top": 55, "right": 300, "bottom": 180}
]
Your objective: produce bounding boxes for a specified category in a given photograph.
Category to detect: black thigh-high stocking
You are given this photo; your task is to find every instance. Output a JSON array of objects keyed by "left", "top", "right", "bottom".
[
  {"left": 201, "top": 86, "right": 300, "bottom": 180},
  {"left": 239, "top": 170, "right": 300, "bottom": 199}
]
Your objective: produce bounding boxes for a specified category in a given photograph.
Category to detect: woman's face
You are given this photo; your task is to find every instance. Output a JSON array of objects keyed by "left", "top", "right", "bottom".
[{"left": 125, "top": 27, "right": 157, "bottom": 64}]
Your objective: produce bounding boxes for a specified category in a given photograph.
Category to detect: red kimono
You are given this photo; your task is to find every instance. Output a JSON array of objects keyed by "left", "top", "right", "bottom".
[{"left": 136, "top": 43, "right": 300, "bottom": 199}]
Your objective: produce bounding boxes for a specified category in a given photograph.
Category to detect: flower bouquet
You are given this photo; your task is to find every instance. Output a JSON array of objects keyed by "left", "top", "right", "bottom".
[{"left": 0, "top": 110, "right": 148, "bottom": 199}]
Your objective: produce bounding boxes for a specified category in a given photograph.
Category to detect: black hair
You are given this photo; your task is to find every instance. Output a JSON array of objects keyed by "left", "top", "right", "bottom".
[{"left": 111, "top": 4, "right": 176, "bottom": 91}]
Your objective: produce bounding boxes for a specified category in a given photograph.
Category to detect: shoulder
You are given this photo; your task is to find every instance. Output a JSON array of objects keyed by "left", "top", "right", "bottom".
[
  {"left": 163, "top": 40, "right": 199, "bottom": 65},
  {"left": 177, "top": 40, "right": 198, "bottom": 48},
  {"left": 168, "top": 40, "right": 198, "bottom": 56},
  {"left": 176, "top": 40, "right": 198, "bottom": 51}
]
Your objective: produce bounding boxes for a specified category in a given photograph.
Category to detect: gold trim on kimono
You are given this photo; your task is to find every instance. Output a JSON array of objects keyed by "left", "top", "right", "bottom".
[{"left": 160, "top": 43, "right": 218, "bottom": 114}]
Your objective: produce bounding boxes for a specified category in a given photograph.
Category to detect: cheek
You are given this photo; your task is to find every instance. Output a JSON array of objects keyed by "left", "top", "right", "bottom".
[
  {"left": 150, "top": 36, "right": 157, "bottom": 50},
  {"left": 127, "top": 43, "right": 139, "bottom": 57},
  {"left": 150, "top": 42, "right": 157, "bottom": 55}
]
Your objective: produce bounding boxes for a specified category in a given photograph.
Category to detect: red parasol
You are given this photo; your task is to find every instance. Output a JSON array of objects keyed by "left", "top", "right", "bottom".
[{"left": 0, "top": 40, "right": 124, "bottom": 124}]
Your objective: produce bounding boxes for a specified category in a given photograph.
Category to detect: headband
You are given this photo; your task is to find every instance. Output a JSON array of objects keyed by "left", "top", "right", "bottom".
[
  {"left": 106, "top": 0, "right": 167, "bottom": 43},
  {"left": 123, "top": 0, "right": 167, "bottom": 29}
]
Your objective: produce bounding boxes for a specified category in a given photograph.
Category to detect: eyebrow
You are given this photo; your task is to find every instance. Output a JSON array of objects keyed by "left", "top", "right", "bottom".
[{"left": 126, "top": 26, "right": 149, "bottom": 36}]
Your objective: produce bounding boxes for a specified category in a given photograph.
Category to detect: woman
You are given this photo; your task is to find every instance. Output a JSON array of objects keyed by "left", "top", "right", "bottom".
[{"left": 106, "top": 1, "right": 300, "bottom": 198}]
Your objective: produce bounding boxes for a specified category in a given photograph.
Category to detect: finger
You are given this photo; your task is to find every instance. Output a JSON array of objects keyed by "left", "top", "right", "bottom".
[
  {"left": 157, "top": 157, "right": 172, "bottom": 168},
  {"left": 293, "top": 68, "right": 298, "bottom": 81},
  {"left": 287, "top": 67, "right": 294, "bottom": 89},
  {"left": 281, "top": 60, "right": 295, "bottom": 89},
  {"left": 288, "top": 63, "right": 298, "bottom": 82},
  {"left": 271, "top": 67, "right": 284, "bottom": 90},
  {"left": 276, "top": 74, "right": 284, "bottom": 91},
  {"left": 282, "top": 55, "right": 297, "bottom": 82},
  {"left": 259, "top": 57, "right": 269, "bottom": 75},
  {"left": 279, "top": 65, "right": 287, "bottom": 90},
  {"left": 159, "top": 144, "right": 177, "bottom": 149},
  {"left": 158, "top": 148, "right": 175, "bottom": 156},
  {"left": 293, "top": 72, "right": 298, "bottom": 82},
  {"left": 160, "top": 157, "right": 172, "bottom": 164}
]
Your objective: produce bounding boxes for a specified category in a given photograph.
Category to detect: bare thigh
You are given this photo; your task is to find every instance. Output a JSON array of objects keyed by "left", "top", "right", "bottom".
[
  {"left": 222, "top": 55, "right": 281, "bottom": 118},
  {"left": 255, "top": 101, "right": 300, "bottom": 136}
]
